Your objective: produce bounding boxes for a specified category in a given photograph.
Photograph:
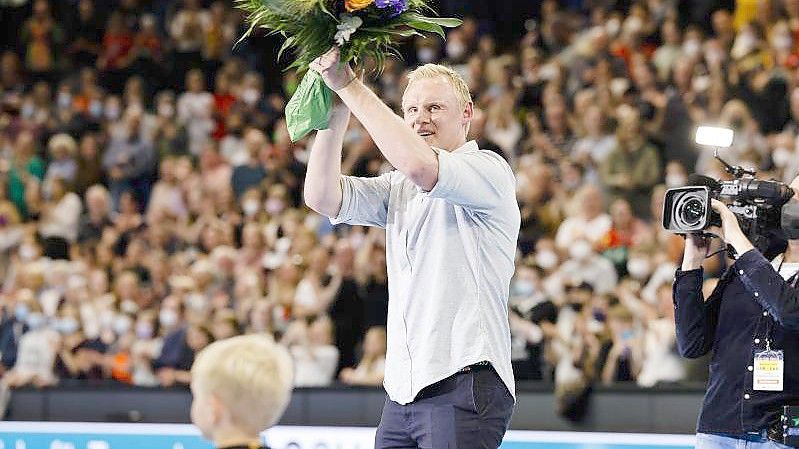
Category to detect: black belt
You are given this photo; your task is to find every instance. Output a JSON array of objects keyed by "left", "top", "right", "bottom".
[
  {"left": 458, "top": 361, "right": 492, "bottom": 373},
  {"left": 414, "top": 362, "right": 493, "bottom": 401}
]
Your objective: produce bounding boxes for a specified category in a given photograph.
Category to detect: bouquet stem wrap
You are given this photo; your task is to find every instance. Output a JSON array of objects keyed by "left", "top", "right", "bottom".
[{"left": 285, "top": 70, "right": 333, "bottom": 142}]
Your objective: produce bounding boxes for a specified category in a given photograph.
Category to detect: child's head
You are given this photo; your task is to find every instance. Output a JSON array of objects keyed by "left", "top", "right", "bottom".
[{"left": 190, "top": 334, "right": 293, "bottom": 441}]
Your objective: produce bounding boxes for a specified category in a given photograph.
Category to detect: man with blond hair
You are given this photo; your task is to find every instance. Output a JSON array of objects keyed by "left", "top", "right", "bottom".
[
  {"left": 304, "top": 47, "right": 519, "bottom": 448},
  {"left": 190, "top": 334, "right": 293, "bottom": 449}
]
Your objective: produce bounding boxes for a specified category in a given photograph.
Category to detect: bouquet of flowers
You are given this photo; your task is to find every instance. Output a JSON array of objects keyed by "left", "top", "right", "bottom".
[{"left": 236, "top": 0, "right": 462, "bottom": 141}]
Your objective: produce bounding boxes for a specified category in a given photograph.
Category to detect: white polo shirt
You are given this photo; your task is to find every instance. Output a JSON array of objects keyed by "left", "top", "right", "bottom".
[{"left": 330, "top": 140, "right": 520, "bottom": 405}]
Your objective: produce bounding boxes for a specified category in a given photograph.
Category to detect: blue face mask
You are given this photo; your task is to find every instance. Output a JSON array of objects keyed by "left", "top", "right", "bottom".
[
  {"left": 54, "top": 317, "right": 79, "bottom": 334},
  {"left": 513, "top": 280, "right": 535, "bottom": 297},
  {"left": 14, "top": 304, "right": 29, "bottom": 321},
  {"left": 26, "top": 313, "right": 46, "bottom": 330}
]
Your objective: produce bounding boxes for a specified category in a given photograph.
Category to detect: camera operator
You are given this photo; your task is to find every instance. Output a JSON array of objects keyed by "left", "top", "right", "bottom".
[{"left": 674, "top": 175, "right": 799, "bottom": 448}]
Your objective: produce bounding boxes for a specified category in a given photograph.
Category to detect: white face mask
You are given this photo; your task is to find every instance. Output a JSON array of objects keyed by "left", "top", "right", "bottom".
[
  {"left": 99, "top": 310, "right": 115, "bottom": 329},
  {"left": 242, "top": 199, "right": 260, "bottom": 216},
  {"left": 265, "top": 198, "right": 285, "bottom": 215},
  {"left": 104, "top": 105, "right": 121, "bottom": 121},
  {"left": 89, "top": 100, "right": 103, "bottom": 118},
  {"left": 241, "top": 88, "right": 260, "bottom": 105},
  {"left": 417, "top": 47, "right": 437, "bottom": 63},
  {"left": 157, "top": 103, "right": 175, "bottom": 118},
  {"left": 682, "top": 39, "right": 701, "bottom": 58},
  {"left": 187, "top": 293, "right": 206, "bottom": 311},
  {"left": 605, "top": 17, "right": 621, "bottom": 37},
  {"left": 159, "top": 309, "right": 178, "bottom": 328},
  {"left": 57, "top": 93, "right": 72, "bottom": 110},
  {"left": 732, "top": 32, "right": 756, "bottom": 58},
  {"left": 19, "top": 244, "right": 37, "bottom": 261},
  {"left": 120, "top": 299, "right": 139, "bottom": 315},
  {"left": 773, "top": 34, "right": 793, "bottom": 51},
  {"left": 665, "top": 173, "right": 687, "bottom": 188},
  {"left": 692, "top": 75, "right": 710, "bottom": 93},
  {"left": 136, "top": 322, "right": 153, "bottom": 339},
  {"left": 513, "top": 279, "right": 535, "bottom": 297},
  {"left": 113, "top": 315, "right": 132, "bottom": 335},
  {"left": 446, "top": 41, "right": 466, "bottom": 60},
  {"left": 704, "top": 49, "right": 724, "bottom": 66},
  {"left": 627, "top": 257, "right": 652, "bottom": 280},
  {"left": 21, "top": 103, "right": 35, "bottom": 119},
  {"left": 535, "top": 250, "right": 559, "bottom": 270},
  {"left": 773, "top": 147, "right": 793, "bottom": 168},
  {"left": 569, "top": 240, "right": 593, "bottom": 261},
  {"left": 623, "top": 16, "right": 643, "bottom": 35}
]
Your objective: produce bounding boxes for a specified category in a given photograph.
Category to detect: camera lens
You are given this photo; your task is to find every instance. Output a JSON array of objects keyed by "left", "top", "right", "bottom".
[
  {"left": 681, "top": 198, "right": 704, "bottom": 225},
  {"left": 674, "top": 194, "right": 707, "bottom": 229}
]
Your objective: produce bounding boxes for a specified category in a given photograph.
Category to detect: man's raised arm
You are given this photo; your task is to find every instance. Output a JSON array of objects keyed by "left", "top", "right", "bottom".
[
  {"left": 303, "top": 104, "right": 351, "bottom": 218},
  {"left": 310, "top": 47, "right": 439, "bottom": 191}
]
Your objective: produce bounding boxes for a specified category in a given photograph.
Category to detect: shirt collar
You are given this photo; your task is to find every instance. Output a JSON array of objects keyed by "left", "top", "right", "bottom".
[{"left": 434, "top": 140, "right": 478, "bottom": 154}]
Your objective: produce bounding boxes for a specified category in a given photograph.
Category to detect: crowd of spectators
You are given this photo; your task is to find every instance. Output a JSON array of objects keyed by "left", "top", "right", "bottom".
[{"left": 1, "top": 0, "right": 799, "bottom": 410}]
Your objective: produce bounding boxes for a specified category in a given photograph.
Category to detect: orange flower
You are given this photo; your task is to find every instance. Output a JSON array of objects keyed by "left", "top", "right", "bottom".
[{"left": 345, "top": 0, "right": 373, "bottom": 12}]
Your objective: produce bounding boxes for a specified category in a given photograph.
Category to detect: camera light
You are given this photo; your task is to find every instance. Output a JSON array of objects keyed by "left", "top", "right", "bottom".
[{"left": 695, "top": 126, "right": 734, "bottom": 148}]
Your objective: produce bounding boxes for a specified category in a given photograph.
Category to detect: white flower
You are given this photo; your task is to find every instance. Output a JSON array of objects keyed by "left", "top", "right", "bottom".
[{"left": 334, "top": 14, "right": 363, "bottom": 46}]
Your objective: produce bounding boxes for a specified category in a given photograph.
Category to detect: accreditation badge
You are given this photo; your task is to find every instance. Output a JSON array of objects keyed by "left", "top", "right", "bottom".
[{"left": 754, "top": 350, "right": 784, "bottom": 391}]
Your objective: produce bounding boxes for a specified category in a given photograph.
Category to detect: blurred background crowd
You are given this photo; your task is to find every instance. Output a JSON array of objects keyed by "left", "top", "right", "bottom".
[{"left": 0, "top": 0, "right": 797, "bottom": 407}]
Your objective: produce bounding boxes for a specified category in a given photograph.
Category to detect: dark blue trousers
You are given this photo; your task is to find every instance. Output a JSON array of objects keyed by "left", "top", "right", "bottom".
[{"left": 375, "top": 365, "right": 514, "bottom": 449}]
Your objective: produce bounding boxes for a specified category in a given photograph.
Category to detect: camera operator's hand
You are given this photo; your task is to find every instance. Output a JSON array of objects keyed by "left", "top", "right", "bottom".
[
  {"left": 682, "top": 232, "right": 709, "bottom": 271},
  {"left": 710, "top": 199, "right": 754, "bottom": 256}
]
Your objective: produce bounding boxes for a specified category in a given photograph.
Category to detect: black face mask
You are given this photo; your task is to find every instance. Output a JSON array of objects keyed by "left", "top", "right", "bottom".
[{"left": 783, "top": 198, "right": 799, "bottom": 240}]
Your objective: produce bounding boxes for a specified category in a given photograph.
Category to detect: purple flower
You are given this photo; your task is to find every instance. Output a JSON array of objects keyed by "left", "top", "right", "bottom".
[{"left": 375, "top": 0, "right": 406, "bottom": 17}]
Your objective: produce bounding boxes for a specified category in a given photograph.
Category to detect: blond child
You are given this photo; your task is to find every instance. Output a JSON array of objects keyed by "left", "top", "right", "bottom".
[{"left": 190, "top": 334, "right": 293, "bottom": 449}]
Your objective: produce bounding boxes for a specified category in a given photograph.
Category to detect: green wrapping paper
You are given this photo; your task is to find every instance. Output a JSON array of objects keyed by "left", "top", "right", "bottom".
[{"left": 285, "top": 70, "right": 334, "bottom": 142}]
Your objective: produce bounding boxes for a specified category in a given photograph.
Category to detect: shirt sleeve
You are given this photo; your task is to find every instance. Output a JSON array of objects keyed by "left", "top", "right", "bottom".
[
  {"left": 330, "top": 171, "right": 392, "bottom": 228},
  {"left": 735, "top": 248, "right": 799, "bottom": 330},
  {"left": 672, "top": 267, "right": 721, "bottom": 358},
  {"left": 423, "top": 148, "right": 516, "bottom": 213}
]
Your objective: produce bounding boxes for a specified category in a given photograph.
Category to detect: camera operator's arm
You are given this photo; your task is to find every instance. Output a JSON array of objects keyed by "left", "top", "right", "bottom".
[
  {"left": 673, "top": 232, "right": 722, "bottom": 358},
  {"left": 712, "top": 197, "right": 799, "bottom": 331},
  {"left": 710, "top": 200, "right": 799, "bottom": 328}
]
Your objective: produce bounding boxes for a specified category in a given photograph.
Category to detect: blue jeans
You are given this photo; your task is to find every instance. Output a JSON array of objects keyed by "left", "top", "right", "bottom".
[
  {"left": 375, "top": 365, "right": 514, "bottom": 449},
  {"left": 696, "top": 432, "right": 794, "bottom": 449}
]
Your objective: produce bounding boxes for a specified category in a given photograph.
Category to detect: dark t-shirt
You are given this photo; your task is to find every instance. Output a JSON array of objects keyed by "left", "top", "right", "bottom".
[{"left": 329, "top": 277, "right": 364, "bottom": 373}]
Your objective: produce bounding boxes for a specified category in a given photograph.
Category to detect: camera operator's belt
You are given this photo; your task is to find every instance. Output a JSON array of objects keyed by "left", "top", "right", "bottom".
[{"left": 767, "top": 405, "right": 799, "bottom": 447}]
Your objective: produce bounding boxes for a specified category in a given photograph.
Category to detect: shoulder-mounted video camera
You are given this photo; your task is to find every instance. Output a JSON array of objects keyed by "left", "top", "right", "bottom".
[{"left": 662, "top": 126, "right": 798, "bottom": 257}]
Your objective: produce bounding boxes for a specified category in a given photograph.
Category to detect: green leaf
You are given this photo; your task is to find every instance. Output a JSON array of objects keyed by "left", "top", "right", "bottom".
[
  {"left": 422, "top": 17, "right": 462, "bottom": 27},
  {"left": 360, "top": 27, "right": 424, "bottom": 38},
  {"left": 406, "top": 20, "right": 445, "bottom": 38},
  {"left": 277, "top": 35, "right": 296, "bottom": 61},
  {"left": 401, "top": 12, "right": 462, "bottom": 28},
  {"left": 317, "top": 0, "right": 337, "bottom": 20}
]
